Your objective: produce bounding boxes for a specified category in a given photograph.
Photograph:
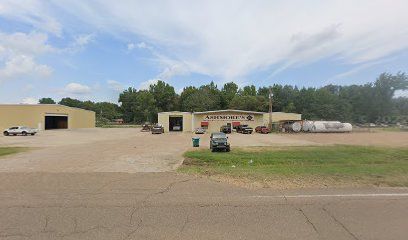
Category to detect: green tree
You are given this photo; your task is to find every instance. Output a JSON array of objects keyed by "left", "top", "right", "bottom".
[
  {"left": 241, "top": 85, "right": 257, "bottom": 96},
  {"left": 221, "top": 82, "right": 238, "bottom": 108},
  {"left": 229, "top": 95, "right": 267, "bottom": 112},
  {"left": 118, "top": 87, "right": 138, "bottom": 123},
  {"left": 59, "top": 98, "right": 84, "bottom": 108},
  {"left": 179, "top": 86, "right": 199, "bottom": 111},
  {"left": 133, "top": 90, "right": 157, "bottom": 123},
  {"left": 38, "top": 98, "right": 56, "bottom": 104},
  {"left": 119, "top": 88, "right": 157, "bottom": 123},
  {"left": 94, "top": 102, "right": 122, "bottom": 121},
  {"left": 149, "top": 80, "right": 177, "bottom": 112}
]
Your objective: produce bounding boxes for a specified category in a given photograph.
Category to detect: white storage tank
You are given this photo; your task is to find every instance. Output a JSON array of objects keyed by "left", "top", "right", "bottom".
[
  {"left": 302, "top": 121, "right": 313, "bottom": 132},
  {"left": 310, "top": 121, "right": 352, "bottom": 133},
  {"left": 292, "top": 122, "right": 302, "bottom": 132}
]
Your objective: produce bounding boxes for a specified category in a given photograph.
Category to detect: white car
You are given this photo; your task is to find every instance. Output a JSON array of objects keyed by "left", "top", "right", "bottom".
[
  {"left": 3, "top": 126, "right": 38, "bottom": 136},
  {"left": 195, "top": 127, "right": 206, "bottom": 134}
]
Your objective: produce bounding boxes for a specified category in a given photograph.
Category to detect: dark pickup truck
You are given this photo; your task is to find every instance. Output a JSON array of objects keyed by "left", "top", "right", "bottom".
[
  {"left": 236, "top": 124, "right": 253, "bottom": 134},
  {"left": 210, "top": 132, "right": 230, "bottom": 152},
  {"left": 220, "top": 125, "right": 232, "bottom": 134}
]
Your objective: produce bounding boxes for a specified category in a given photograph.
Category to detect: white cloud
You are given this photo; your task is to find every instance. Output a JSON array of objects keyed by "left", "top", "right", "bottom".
[
  {"left": 127, "top": 43, "right": 135, "bottom": 50},
  {"left": 74, "top": 34, "right": 94, "bottom": 46},
  {"left": 107, "top": 80, "right": 123, "bottom": 92},
  {"left": 0, "top": 55, "right": 52, "bottom": 81},
  {"left": 65, "top": 34, "right": 95, "bottom": 53},
  {"left": 0, "top": 31, "right": 54, "bottom": 81},
  {"left": 0, "top": 0, "right": 62, "bottom": 36},
  {"left": 139, "top": 79, "right": 159, "bottom": 90},
  {"left": 2, "top": 1, "right": 408, "bottom": 83},
  {"left": 21, "top": 97, "right": 38, "bottom": 104},
  {"left": 157, "top": 63, "right": 189, "bottom": 81},
  {"left": 0, "top": 31, "right": 54, "bottom": 56},
  {"left": 63, "top": 82, "right": 91, "bottom": 95},
  {"left": 325, "top": 57, "right": 396, "bottom": 84},
  {"left": 43, "top": 0, "right": 408, "bottom": 80},
  {"left": 137, "top": 42, "right": 147, "bottom": 49}
]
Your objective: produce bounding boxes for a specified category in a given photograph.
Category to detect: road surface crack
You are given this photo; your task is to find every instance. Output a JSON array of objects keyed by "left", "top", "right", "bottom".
[
  {"left": 322, "top": 207, "right": 359, "bottom": 240},
  {"left": 179, "top": 214, "right": 189, "bottom": 237},
  {"left": 155, "top": 178, "right": 192, "bottom": 195},
  {"left": 298, "top": 208, "right": 319, "bottom": 234},
  {"left": 123, "top": 218, "right": 143, "bottom": 240},
  {"left": 280, "top": 190, "right": 319, "bottom": 236}
]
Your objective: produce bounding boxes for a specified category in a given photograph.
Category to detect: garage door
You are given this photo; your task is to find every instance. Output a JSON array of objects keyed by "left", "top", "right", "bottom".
[
  {"left": 45, "top": 115, "right": 68, "bottom": 130},
  {"left": 169, "top": 116, "right": 183, "bottom": 131}
]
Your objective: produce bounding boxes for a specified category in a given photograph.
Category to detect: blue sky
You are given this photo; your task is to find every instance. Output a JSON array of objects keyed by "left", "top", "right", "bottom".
[{"left": 0, "top": 0, "right": 407, "bottom": 104}]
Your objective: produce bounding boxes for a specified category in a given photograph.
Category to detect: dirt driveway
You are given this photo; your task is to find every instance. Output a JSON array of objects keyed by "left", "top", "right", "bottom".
[
  {"left": 0, "top": 128, "right": 407, "bottom": 173},
  {"left": 0, "top": 128, "right": 312, "bottom": 173},
  {"left": 0, "top": 129, "right": 192, "bottom": 172}
]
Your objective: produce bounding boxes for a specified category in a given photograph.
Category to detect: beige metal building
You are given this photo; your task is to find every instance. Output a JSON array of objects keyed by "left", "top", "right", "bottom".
[
  {"left": 158, "top": 109, "right": 301, "bottom": 132},
  {"left": 0, "top": 104, "right": 95, "bottom": 131}
]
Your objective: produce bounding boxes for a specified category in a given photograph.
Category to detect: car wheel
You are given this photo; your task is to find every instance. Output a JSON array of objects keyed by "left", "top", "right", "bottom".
[
  {"left": 226, "top": 147, "right": 230, "bottom": 152},
  {"left": 31, "top": 133, "right": 35, "bottom": 136},
  {"left": 22, "top": 131, "right": 27, "bottom": 136},
  {"left": 3, "top": 131, "right": 9, "bottom": 136}
]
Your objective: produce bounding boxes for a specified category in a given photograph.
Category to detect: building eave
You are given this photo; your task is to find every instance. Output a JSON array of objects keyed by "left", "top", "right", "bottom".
[
  {"left": 0, "top": 104, "right": 95, "bottom": 113},
  {"left": 193, "top": 109, "right": 266, "bottom": 115}
]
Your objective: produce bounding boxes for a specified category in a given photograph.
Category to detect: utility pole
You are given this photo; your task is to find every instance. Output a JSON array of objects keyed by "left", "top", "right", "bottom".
[{"left": 268, "top": 87, "right": 273, "bottom": 131}]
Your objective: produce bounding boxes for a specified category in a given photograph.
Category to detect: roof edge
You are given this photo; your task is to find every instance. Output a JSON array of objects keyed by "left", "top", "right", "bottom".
[
  {"left": 0, "top": 104, "right": 95, "bottom": 113},
  {"left": 193, "top": 109, "right": 266, "bottom": 115}
]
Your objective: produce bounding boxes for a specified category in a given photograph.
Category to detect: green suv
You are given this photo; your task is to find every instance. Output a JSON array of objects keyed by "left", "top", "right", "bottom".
[{"left": 210, "top": 132, "right": 231, "bottom": 152}]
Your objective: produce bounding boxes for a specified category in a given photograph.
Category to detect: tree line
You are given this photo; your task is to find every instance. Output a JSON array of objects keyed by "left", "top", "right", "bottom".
[{"left": 39, "top": 72, "right": 408, "bottom": 124}]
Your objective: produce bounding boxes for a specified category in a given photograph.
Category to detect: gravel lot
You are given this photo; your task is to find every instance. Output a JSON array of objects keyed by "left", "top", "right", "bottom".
[
  {"left": 1, "top": 129, "right": 408, "bottom": 239},
  {"left": 0, "top": 128, "right": 407, "bottom": 173}
]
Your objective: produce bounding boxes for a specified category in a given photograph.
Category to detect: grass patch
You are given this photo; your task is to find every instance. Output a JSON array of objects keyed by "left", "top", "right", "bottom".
[
  {"left": 378, "top": 127, "right": 408, "bottom": 132},
  {"left": 0, "top": 147, "right": 28, "bottom": 158},
  {"left": 179, "top": 145, "right": 408, "bottom": 187}
]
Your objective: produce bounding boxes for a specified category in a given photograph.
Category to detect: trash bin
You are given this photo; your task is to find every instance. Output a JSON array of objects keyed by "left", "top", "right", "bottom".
[{"left": 192, "top": 137, "right": 200, "bottom": 147}]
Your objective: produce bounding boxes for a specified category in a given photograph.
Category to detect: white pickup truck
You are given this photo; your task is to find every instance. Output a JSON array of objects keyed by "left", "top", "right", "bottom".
[{"left": 3, "top": 126, "right": 38, "bottom": 136}]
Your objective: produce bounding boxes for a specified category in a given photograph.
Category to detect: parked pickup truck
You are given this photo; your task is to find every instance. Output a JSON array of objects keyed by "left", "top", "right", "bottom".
[
  {"left": 236, "top": 124, "right": 253, "bottom": 134},
  {"left": 255, "top": 126, "right": 270, "bottom": 134},
  {"left": 210, "top": 132, "right": 230, "bottom": 152},
  {"left": 3, "top": 126, "right": 38, "bottom": 136},
  {"left": 220, "top": 125, "right": 232, "bottom": 134}
]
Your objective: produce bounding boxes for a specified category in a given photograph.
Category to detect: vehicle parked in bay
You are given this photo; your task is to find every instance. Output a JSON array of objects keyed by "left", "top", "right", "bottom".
[
  {"left": 255, "top": 126, "right": 270, "bottom": 134},
  {"left": 172, "top": 125, "right": 182, "bottom": 131},
  {"left": 220, "top": 125, "right": 232, "bottom": 134},
  {"left": 210, "top": 132, "right": 230, "bottom": 152},
  {"left": 195, "top": 127, "right": 206, "bottom": 134},
  {"left": 3, "top": 126, "right": 38, "bottom": 136},
  {"left": 236, "top": 124, "right": 253, "bottom": 134},
  {"left": 151, "top": 125, "right": 164, "bottom": 134}
]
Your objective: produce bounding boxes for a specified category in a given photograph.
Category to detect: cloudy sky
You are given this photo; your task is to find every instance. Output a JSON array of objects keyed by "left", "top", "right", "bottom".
[{"left": 0, "top": 0, "right": 407, "bottom": 103}]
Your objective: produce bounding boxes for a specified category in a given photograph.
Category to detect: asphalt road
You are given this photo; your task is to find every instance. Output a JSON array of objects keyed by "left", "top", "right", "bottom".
[{"left": 1, "top": 172, "right": 407, "bottom": 240}]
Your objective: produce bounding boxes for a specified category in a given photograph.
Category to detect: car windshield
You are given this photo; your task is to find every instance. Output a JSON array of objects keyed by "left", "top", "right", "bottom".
[{"left": 212, "top": 133, "right": 226, "bottom": 139}]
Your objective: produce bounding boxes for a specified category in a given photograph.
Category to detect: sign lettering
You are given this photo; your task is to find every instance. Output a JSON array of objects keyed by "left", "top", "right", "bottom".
[{"left": 203, "top": 115, "right": 255, "bottom": 121}]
